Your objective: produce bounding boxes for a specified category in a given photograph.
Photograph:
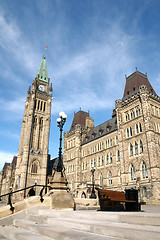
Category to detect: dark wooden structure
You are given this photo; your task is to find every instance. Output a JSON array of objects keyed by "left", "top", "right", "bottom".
[{"left": 96, "top": 188, "right": 140, "bottom": 211}]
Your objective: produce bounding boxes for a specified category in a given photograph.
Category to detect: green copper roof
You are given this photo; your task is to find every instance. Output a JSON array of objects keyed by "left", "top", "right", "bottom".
[{"left": 37, "top": 56, "right": 48, "bottom": 83}]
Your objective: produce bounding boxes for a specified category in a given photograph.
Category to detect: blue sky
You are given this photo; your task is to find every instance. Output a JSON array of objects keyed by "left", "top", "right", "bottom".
[{"left": 0, "top": 0, "right": 160, "bottom": 171}]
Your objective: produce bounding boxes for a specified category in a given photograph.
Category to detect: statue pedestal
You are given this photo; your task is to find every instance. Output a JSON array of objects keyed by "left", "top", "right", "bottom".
[{"left": 49, "top": 172, "right": 74, "bottom": 210}]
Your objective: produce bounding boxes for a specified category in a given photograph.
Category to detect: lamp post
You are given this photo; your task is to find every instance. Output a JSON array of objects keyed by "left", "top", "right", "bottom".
[
  {"left": 90, "top": 167, "right": 96, "bottom": 199},
  {"left": 50, "top": 111, "right": 74, "bottom": 210},
  {"left": 56, "top": 111, "right": 67, "bottom": 175}
]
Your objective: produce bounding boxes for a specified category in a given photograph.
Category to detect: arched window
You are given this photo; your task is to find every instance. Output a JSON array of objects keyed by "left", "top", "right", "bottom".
[
  {"left": 131, "top": 164, "right": 136, "bottom": 180},
  {"left": 31, "top": 162, "right": 38, "bottom": 174},
  {"left": 139, "top": 123, "right": 142, "bottom": 132},
  {"left": 109, "top": 171, "right": 112, "bottom": 185},
  {"left": 99, "top": 175, "right": 103, "bottom": 187},
  {"left": 136, "top": 124, "right": 139, "bottom": 134},
  {"left": 140, "top": 140, "right": 143, "bottom": 152},
  {"left": 117, "top": 150, "right": 120, "bottom": 161},
  {"left": 107, "top": 154, "right": 109, "bottom": 164},
  {"left": 135, "top": 142, "right": 138, "bottom": 154},
  {"left": 127, "top": 128, "right": 129, "bottom": 137},
  {"left": 130, "top": 144, "right": 133, "bottom": 156},
  {"left": 98, "top": 157, "right": 101, "bottom": 166},
  {"left": 142, "top": 162, "right": 148, "bottom": 179},
  {"left": 110, "top": 153, "right": 112, "bottom": 163},
  {"left": 136, "top": 109, "right": 139, "bottom": 117},
  {"left": 102, "top": 156, "right": 104, "bottom": 165}
]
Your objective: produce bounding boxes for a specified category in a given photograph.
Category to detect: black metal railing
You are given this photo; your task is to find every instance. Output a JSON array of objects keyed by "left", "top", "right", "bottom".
[{"left": 0, "top": 184, "right": 52, "bottom": 213}]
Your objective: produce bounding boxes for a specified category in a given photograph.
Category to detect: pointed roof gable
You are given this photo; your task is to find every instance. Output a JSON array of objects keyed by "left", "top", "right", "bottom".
[
  {"left": 122, "top": 70, "right": 156, "bottom": 100},
  {"left": 37, "top": 56, "right": 48, "bottom": 83},
  {"left": 69, "top": 110, "right": 89, "bottom": 132}
]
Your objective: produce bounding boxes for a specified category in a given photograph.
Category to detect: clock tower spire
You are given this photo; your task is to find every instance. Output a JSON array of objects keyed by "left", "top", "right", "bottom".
[{"left": 14, "top": 56, "right": 52, "bottom": 197}]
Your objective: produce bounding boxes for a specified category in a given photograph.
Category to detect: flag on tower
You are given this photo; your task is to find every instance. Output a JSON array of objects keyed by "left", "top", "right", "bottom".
[{"left": 45, "top": 46, "right": 48, "bottom": 50}]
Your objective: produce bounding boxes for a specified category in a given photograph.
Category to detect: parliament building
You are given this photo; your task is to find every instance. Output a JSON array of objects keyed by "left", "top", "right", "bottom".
[
  {"left": 0, "top": 57, "right": 160, "bottom": 205},
  {"left": 63, "top": 71, "right": 160, "bottom": 205}
]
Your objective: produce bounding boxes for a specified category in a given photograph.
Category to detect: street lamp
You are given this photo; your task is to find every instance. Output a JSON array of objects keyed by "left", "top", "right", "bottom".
[
  {"left": 90, "top": 167, "right": 96, "bottom": 199},
  {"left": 56, "top": 111, "right": 67, "bottom": 175}
]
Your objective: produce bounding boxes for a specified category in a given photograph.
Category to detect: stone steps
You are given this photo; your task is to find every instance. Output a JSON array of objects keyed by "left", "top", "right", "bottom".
[
  {"left": 13, "top": 219, "right": 114, "bottom": 240},
  {"left": 38, "top": 208, "right": 160, "bottom": 226},
  {"left": 0, "top": 225, "right": 54, "bottom": 240},
  {"left": 1, "top": 206, "right": 160, "bottom": 240}
]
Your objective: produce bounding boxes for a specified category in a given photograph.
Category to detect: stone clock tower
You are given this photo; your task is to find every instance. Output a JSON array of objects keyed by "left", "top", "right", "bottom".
[{"left": 14, "top": 56, "right": 52, "bottom": 196}]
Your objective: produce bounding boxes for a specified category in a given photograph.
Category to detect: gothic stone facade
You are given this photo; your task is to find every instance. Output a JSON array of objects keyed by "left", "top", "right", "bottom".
[
  {"left": 63, "top": 71, "right": 160, "bottom": 205},
  {"left": 0, "top": 57, "right": 52, "bottom": 198}
]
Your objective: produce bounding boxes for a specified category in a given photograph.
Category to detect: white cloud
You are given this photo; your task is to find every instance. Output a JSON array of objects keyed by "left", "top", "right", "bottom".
[
  {"left": 0, "top": 97, "right": 25, "bottom": 120},
  {"left": 0, "top": 12, "right": 39, "bottom": 75},
  {"left": 0, "top": 151, "right": 17, "bottom": 171},
  {"left": 0, "top": 130, "right": 19, "bottom": 140}
]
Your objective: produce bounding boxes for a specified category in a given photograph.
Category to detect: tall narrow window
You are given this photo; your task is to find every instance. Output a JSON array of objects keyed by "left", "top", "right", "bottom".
[
  {"left": 98, "top": 157, "right": 101, "bottom": 167},
  {"left": 102, "top": 156, "right": 104, "bottom": 165},
  {"left": 142, "top": 162, "right": 148, "bottom": 178},
  {"left": 107, "top": 154, "right": 109, "bottom": 164},
  {"left": 139, "top": 123, "right": 142, "bottom": 132},
  {"left": 31, "top": 162, "right": 38, "bottom": 173},
  {"left": 135, "top": 142, "right": 138, "bottom": 154},
  {"left": 37, "top": 100, "right": 40, "bottom": 110},
  {"left": 40, "top": 101, "right": 43, "bottom": 111},
  {"left": 43, "top": 102, "right": 46, "bottom": 112},
  {"left": 127, "top": 128, "right": 129, "bottom": 137},
  {"left": 131, "top": 164, "right": 136, "bottom": 180},
  {"left": 94, "top": 158, "right": 96, "bottom": 167},
  {"left": 109, "top": 171, "right": 112, "bottom": 185},
  {"left": 117, "top": 150, "right": 120, "bottom": 161},
  {"left": 91, "top": 159, "right": 93, "bottom": 168},
  {"left": 99, "top": 175, "right": 103, "bottom": 187},
  {"left": 140, "top": 140, "right": 143, "bottom": 153},
  {"left": 110, "top": 153, "right": 112, "bottom": 163},
  {"left": 110, "top": 139, "right": 112, "bottom": 146},
  {"left": 130, "top": 144, "right": 133, "bottom": 156},
  {"left": 130, "top": 127, "right": 132, "bottom": 136},
  {"left": 136, "top": 124, "right": 139, "bottom": 134}
]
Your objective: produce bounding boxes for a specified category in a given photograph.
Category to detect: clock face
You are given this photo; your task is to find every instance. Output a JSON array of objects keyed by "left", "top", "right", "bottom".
[{"left": 38, "top": 85, "right": 45, "bottom": 92}]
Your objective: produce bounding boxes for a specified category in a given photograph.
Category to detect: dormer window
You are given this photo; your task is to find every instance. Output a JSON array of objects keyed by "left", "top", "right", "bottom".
[{"left": 106, "top": 126, "right": 110, "bottom": 132}]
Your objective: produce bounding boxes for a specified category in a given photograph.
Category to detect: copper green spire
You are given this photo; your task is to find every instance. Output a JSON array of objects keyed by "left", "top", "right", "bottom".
[{"left": 37, "top": 56, "right": 48, "bottom": 83}]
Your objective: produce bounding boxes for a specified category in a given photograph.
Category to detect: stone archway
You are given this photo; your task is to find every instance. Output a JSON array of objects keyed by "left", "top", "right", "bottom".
[{"left": 28, "top": 188, "right": 35, "bottom": 196}]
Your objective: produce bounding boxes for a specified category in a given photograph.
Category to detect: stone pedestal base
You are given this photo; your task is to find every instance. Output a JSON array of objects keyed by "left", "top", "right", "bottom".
[{"left": 49, "top": 172, "right": 74, "bottom": 210}]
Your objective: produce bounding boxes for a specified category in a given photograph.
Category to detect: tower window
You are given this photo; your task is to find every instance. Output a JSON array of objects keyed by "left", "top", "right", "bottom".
[
  {"left": 31, "top": 162, "right": 38, "bottom": 174},
  {"left": 40, "top": 101, "right": 43, "bottom": 111},
  {"left": 130, "top": 144, "right": 133, "bottom": 156},
  {"left": 117, "top": 150, "right": 120, "bottom": 161},
  {"left": 140, "top": 140, "right": 143, "bottom": 152},
  {"left": 135, "top": 142, "right": 138, "bottom": 154},
  {"left": 37, "top": 100, "right": 40, "bottom": 110},
  {"left": 127, "top": 91, "right": 129, "bottom": 95}
]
